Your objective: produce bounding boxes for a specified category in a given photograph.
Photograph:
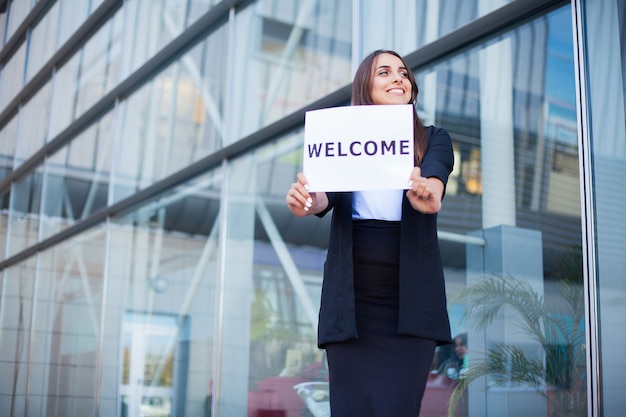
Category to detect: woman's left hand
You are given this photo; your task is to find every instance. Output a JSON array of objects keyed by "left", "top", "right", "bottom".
[{"left": 406, "top": 167, "right": 445, "bottom": 214}]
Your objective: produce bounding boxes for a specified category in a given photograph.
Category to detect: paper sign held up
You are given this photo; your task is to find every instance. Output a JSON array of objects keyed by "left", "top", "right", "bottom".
[{"left": 303, "top": 104, "right": 414, "bottom": 192}]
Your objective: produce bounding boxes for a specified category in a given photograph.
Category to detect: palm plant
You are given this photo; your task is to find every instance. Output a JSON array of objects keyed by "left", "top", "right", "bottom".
[{"left": 447, "top": 247, "right": 586, "bottom": 417}]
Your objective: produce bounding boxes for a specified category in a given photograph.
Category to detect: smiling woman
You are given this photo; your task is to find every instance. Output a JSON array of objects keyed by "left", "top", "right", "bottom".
[{"left": 285, "top": 49, "right": 455, "bottom": 417}]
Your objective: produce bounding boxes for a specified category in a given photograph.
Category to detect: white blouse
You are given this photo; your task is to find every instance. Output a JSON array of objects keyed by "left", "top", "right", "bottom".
[{"left": 352, "top": 189, "right": 403, "bottom": 221}]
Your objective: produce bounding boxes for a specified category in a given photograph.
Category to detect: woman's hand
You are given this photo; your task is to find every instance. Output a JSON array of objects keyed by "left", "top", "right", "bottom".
[
  {"left": 286, "top": 173, "right": 328, "bottom": 217},
  {"left": 406, "top": 167, "right": 444, "bottom": 214}
]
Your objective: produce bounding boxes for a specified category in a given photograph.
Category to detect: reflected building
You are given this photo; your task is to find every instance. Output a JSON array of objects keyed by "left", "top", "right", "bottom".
[{"left": 0, "top": 1, "right": 624, "bottom": 417}]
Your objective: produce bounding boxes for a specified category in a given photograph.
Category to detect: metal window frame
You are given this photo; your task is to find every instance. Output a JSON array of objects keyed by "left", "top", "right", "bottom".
[{"left": 571, "top": 0, "right": 601, "bottom": 416}]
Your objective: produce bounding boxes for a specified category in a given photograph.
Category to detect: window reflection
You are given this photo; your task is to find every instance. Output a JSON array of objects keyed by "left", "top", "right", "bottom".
[
  {"left": 14, "top": 82, "right": 52, "bottom": 167},
  {"left": 582, "top": 1, "right": 626, "bottom": 415},
  {"left": 112, "top": 26, "right": 228, "bottom": 203},
  {"left": 0, "top": 42, "right": 26, "bottom": 113},
  {"left": 7, "top": 170, "right": 43, "bottom": 258},
  {"left": 42, "top": 113, "right": 114, "bottom": 240},
  {"left": 123, "top": 0, "right": 186, "bottom": 77},
  {"left": 424, "top": 6, "right": 584, "bottom": 417},
  {"left": 187, "top": 0, "right": 222, "bottom": 26},
  {"left": 28, "top": 231, "right": 108, "bottom": 416},
  {"left": 360, "top": 0, "right": 515, "bottom": 57},
  {"left": 231, "top": 0, "right": 352, "bottom": 142},
  {"left": 57, "top": 0, "right": 92, "bottom": 47},
  {"left": 110, "top": 171, "right": 221, "bottom": 417},
  {"left": 1, "top": 263, "right": 37, "bottom": 416},
  {"left": 222, "top": 5, "right": 585, "bottom": 417},
  {"left": 220, "top": 134, "right": 329, "bottom": 416},
  {"left": 120, "top": 313, "right": 180, "bottom": 417},
  {"left": 73, "top": 13, "right": 124, "bottom": 120},
  {"left": 4, "top": 0, "right": 31, "bottom": 40},
  {"left": 0, "top": 116, "right": 18, "bottom": 231},
  {"left": 25, "top": 2, "right": 60, "bottom": 82}
]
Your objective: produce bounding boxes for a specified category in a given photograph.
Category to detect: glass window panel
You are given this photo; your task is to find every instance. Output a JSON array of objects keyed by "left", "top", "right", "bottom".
[
  {"left": 0, "top": 42, "right": 26, "bottom": 113},
  {"left": 121, "top": 0, "right": 186, "bottom": 78},
  {"left": 360, "top": 0, "right": 515, "bottom": 57},
  {"left": 230, "top": 0, "right": 352, "bottom": 143},
  {"left": 0, "top": 114, "right": 18, "bottom": 172},
  {"left": 90, "top": 0, "right": 105, "bottom": 12},
  {"left": 187, "top": 0, "right": 222, "bottom": 27},
  {"left": 25, "top": 1, "right": 60, "bottom": 82},
  {"left": 0, "top": 260, "right": 37, "bottom": 417},
  {"left": 167, "top": 29, "right": 228, "bottom": 169},
  {"left": 0, "top": 204, "right": 7, "bottom": 258},
  {"left": 41, "top": 112, "right": 113, "bottom": 240},
  {"left": 5, "top": 0, "right": 32, "bottom": 40},
  {"left": 49, "top": 53, "right": 80, "bottom": 140},
  {"left": 418, "top": 6, "right": 584, "bottom": 417},
  {"left": 112, "top": 24, "right": 227, "bottom": 203},
  {"left": 54, "top": 0, "right": 104, "bottom": 50},
  {"left": 582, "top": 1, "right": 626, "bottom": 416},
  {"left": 108, "top": 169, "right": 221, "bottom": 417},
  {"left": 14, "top": 81, "right": 52, "bottom": 167},
  {"left": 6, "top": 169, "right": 42, "bottom": 258},
  {"left": 56, "top": 0, "right": 90, "bottom": 48},
  {"left": 217, "top": 131, "right": 330, "bottom": 416},
  {"left": 29, "top": 228, "right": 108, "bottom": 416},
  {"left": 0, "top": 116, "right": 18, "bottom": 261},
  {"left": 73, "top": 11, "right": 123, "bottom": 120},
  {"left": 47, "top": 5, "right": 123, "bottom": 142}
]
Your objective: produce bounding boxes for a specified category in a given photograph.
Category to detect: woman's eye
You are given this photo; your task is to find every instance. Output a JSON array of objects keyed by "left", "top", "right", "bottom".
[{"left": 378, "top": 70, "right": 388, "bottom": 76}]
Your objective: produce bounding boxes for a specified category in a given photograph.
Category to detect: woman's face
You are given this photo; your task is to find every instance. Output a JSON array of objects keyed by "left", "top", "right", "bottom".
[
  {"left": 454, "top": 337, "right": 467, "bottom": 359},
  {"left": 369, "top": 53, "right": 413, "bottom": 105}
]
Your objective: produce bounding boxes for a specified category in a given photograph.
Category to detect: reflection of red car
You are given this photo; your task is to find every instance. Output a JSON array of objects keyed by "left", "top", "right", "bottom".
[
  {"left": 248, "top": 372, "right": 467, "bottom": 417},
  {"left": 248, "top": 376, "right": 308, "bottom": 417},
  {"left": 421, "top": 373, "right": 467, "bottom": 417}
]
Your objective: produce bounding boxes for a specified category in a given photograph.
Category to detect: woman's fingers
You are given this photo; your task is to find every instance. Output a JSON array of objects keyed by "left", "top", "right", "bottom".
[
  {"left": 286, "top": 173, "right": 315, "bottom": 215},
  {"left": 408, "top": 167, "right": 432, "bottom": 199}
]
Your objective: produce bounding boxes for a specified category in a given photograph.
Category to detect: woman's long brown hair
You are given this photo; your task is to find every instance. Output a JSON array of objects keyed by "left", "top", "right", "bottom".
[{"left": 351, "top": 49, "right": 427, "bottom": 165}]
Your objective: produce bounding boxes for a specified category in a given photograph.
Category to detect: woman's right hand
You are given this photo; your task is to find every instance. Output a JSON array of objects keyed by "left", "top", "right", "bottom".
[{"left": 286, "top": 173, "right": 327, "bottom": 217}]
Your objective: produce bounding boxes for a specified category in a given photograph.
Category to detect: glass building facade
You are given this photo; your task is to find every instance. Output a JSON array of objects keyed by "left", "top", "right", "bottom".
[{"left": 0, "top": 0, "right": 624, "bottom": 416}]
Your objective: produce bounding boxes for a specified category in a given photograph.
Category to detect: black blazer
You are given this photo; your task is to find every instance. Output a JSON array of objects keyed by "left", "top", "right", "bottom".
[{"left": 315, "top": 126, "right": 454, "bottom": 348}]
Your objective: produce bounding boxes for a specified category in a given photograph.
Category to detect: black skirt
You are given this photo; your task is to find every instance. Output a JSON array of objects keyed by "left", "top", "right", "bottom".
[{"left": 325, "top": 220, "right": 435, "bottom": 417}]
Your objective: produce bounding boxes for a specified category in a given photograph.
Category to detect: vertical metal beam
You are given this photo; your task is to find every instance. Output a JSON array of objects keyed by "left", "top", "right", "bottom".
[
  {"left": 351, "top": 0, "right": 361, "bottom": 75},
  {"left": 212, "top": 158, "right": 230, "bottom": 417},
  {"left": 571, "top": 1, "right": 601, "bottom": 416}
]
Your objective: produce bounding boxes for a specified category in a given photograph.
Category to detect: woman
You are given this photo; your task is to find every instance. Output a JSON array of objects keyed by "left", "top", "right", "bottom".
[{"left": 285, "top": 49, "right": 454, "bottom": 416}]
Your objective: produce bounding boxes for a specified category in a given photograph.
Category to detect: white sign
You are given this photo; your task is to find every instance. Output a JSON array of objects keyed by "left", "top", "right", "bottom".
[{"left": 303, "top": 104, "right": 414, "bottom": 192}]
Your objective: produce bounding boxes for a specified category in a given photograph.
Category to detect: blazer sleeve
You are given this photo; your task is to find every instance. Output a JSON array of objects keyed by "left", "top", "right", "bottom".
[
  {"left": 315, "top": 192, "right": 339, "bottom": 218},
  {"left": 419, "top": 126, "right": 455, "bottom": 196}
]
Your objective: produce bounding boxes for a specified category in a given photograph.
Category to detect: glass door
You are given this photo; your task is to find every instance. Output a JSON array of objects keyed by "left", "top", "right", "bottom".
[{"left": 120, "top": 313, "right": 179, "bottom": 417}]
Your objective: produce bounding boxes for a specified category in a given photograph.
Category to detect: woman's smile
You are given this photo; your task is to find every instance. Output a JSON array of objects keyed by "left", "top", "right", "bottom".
[{"left": 387, "top": 87, "right": 406, "bottom": 95}]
